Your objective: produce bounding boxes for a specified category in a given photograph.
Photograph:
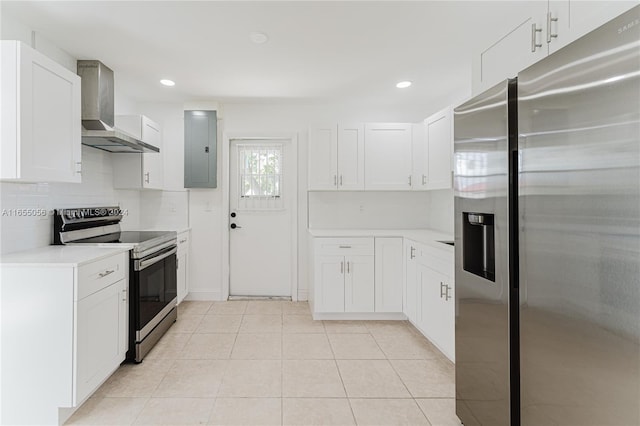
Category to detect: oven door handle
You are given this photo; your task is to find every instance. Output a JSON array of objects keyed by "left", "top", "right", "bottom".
[{"left": 135, "top": 246, "right": 177, "bottom": 271}]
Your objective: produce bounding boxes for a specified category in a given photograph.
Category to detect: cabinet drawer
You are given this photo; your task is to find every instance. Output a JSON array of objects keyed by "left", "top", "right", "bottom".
[
  {"left": 417, "top": 244, "right": 453, "bottom": 278},
  {"left": 77, "top": 252, "right": 127, "bottom": 300},
  {"left": 314, "top": 238, "right": 374, "bottom": 256}
]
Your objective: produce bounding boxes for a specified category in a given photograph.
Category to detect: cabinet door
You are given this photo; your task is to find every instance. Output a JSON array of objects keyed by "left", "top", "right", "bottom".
[
  {"left": 374, "top": 237, "right": 403, "bottom": 312},
  {"left": 437, "top": 278, "right": 455, "bottom": 361},
  {"left": 184, "top": 110, "right": 217, "bottom": 188},
  {"left": 403, "top": 241, "right": 418, "bottom": 323},
  {"left": 76, "top": 279, "right": 126, "bottom": 403},
  {"left": 548, "top": 1, "right": 638, "bottom": 54},
  {"left": 425, "top": 107, "right": 453, "bottom": 190},
  {"left": 142, "top": 117, "right": 163, "bottom": 189},
  {"left": 337, "top": 123, "right": 365, "bottom": 190},
  {"left": 314, "top": 255, "right": 345, "bottom": 312},
  {"left": 472, "top": 3, "right": 548, "bottom": 95},
  {"left": 176, "top": 231, "right": 190, "bottom": 303},
  {"left": 345, "top": 255, "right": 375, "bottom": 312},
  {"left": 308, "top": 125, "right": 338, "bottom": 190},
  {"left": 16, "top": 41, "right": 81, "bottom": 182},
  {"left": 411, "top": 123, "right": 428, "bottom": 191},
  {"left": 417, "top": 264, "right": 450, "bottom": 352},
  {"left": 177, "top": 252, "right": 188, "bottom": 303},
  {"left": 364, "top": 123, "right": 413, "bottom": 190}
]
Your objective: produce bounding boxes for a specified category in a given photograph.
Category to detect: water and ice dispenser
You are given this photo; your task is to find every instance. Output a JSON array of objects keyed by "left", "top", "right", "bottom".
[{"left": 463, "top": 212, "right": 496, "bottom": 281}]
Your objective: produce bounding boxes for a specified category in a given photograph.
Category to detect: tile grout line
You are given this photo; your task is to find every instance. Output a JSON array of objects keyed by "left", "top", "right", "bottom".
[{"left": 326, "top": 325, "right": 358, "bottom": 425}]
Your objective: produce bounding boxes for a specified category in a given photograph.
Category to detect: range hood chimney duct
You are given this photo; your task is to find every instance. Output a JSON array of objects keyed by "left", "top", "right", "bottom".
[
  {"left": 77, "top": 60, "right": 115, "bottom": 130},
  {"left": 77, "top": 60, "right": 159, "bottom": 153}
]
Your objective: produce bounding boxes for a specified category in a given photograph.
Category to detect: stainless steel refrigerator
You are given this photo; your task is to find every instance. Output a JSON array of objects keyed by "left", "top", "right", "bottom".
[{"left": 454, "top": 6, "right": 640, "bottom": 426}]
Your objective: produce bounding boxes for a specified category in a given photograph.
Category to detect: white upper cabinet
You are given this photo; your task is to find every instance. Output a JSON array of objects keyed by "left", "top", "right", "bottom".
[
  {"left": 308, "top": 125, "right": 338, "bottom": 190},
  {"left": 473, "top": 1, "right": 637, "bottom": 95},
  {"left": 308, "top": 124, "right": 364, "bottom": 190},
  {"left": 424, "top": 106, "right": 453, "bottom": 190},
  {"left": 548, "top": 1, "right": 638, "bottom": 54},
  {"left": 1, "top": 40, "right": 81, "bottom": 183},
  {"left": 364, "top": 123, "right": 413, "bottom": 190},
  {"left": 472, "top": 2, "right": 548, "bottom": 94},
  {"left": 113, "top": 115, "right": 164, "bottom": 190},
  {"left": 337, "top": 123, "right": 365, "bottom": 190},
  {"left": 411, "top": 123, "right": 428, "bottom": 191}
]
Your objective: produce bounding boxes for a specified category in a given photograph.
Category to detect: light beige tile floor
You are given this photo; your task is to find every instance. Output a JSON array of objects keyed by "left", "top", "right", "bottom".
[{"left": 66, "top": 301, "right": 461, "bottom": 426}]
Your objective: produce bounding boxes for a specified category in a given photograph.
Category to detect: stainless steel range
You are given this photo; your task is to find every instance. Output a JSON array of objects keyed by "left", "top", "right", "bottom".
[{"left": 54, "top": 206, "right": 177, "bottom": 362}]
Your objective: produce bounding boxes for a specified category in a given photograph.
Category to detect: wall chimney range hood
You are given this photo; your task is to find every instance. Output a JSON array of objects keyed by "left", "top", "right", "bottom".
[{"left": 77, "top": 60, "right": 159, "bottom": 153}]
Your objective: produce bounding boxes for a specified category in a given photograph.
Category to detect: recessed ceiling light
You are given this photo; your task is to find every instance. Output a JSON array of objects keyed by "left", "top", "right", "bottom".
[
  {"left": 250, "top": 32, "right": 269, "bottom": 44},
  {"left": 396, "top": 81, "right": 412, "bottom": 89},
  {"left": 160, "top": 79, "right": 175, "bottom": 87}
]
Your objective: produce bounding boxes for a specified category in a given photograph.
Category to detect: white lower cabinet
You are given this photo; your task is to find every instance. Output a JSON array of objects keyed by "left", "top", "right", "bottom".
[
  {"left": 76, "top": 278, "right": 127, "bottom": 403},
  {"left": 403, "top": 239, "right": 419, "bottom": 323},
  {"left": 344, "top": 255, "right": 375, "bottom": 312},
  {"left": 408, "top": 242, "right": 455, "bottom": 362},
  {"left": 375, "top": 237, "right": 403, "bottom": 312},
  {"left": 312, "top": 238, "right": 375, "bottom": 313},
  {"left": 176, "top": 230, "right": 190, "bottom": 303},
  {"left": 0, "top": 250, "right": 128, "bottom": 425}
]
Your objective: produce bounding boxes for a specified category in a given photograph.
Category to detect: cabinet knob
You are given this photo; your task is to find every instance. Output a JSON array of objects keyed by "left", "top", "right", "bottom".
[
  {"left": 230, "top": 223, "right": 242, "bottom": 229},
  {"left": 230, "top": 212, "right": 237, "bottom": 218},
  {"left": 205, "top": 146, "right": 210, "bottom": 153}
]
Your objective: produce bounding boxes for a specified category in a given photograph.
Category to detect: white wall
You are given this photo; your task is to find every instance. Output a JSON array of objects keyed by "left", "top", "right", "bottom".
[
  {"left": 428, "top": 189, "right": 454, "bottom": 234},
  {"left": 308, "top": 191, "right": 432, "bottom": 229}
]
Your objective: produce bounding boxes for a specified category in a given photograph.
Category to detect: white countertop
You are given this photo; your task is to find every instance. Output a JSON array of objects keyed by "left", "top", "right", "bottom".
[
  {"left": 136, "top": 226, "right": 191, "bottom": 234},
  {"left": 0, "top": 246, "right": 130, "bottom": 267},
  {"left": 308, "top": 228, "right": 454, "bottom": 251}
]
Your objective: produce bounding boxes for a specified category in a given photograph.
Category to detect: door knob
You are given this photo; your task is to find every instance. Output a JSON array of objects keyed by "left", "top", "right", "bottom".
[
  {"left": 230, "top": 212, "right": 237, "bottom": 218},
  {"left": 230, "top": 223, "right": 242, "bottom": 229}
]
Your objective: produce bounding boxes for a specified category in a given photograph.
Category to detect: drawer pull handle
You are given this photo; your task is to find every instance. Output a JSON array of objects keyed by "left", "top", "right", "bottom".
[
  {"left": 339, "top": 245, "right": 352, "bottom": 249},
  {"left": 99, "top": 269, "right": 115, "bottom": 278}
]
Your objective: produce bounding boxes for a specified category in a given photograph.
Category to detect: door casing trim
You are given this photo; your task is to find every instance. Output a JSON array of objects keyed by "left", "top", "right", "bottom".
[{"left": 221, "top": 131, "right": 299, "bottom": 301}]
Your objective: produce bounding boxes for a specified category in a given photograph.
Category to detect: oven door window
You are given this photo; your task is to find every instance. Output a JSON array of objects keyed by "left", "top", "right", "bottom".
[{"left": 136, "top": 253, "right": 176, "bottom": 331}]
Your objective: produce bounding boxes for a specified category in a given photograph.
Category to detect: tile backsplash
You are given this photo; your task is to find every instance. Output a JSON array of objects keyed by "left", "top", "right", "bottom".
[{"left": 0, "top": 146, "right": 141, "bottom": 254}]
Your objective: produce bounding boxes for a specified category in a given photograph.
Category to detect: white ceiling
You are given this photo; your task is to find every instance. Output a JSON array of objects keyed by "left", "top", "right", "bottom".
[{"left": 2, "top": 1, "right": 529, "bottom": 117}]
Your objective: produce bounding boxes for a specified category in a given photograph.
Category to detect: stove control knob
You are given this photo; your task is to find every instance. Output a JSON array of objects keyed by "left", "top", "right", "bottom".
[
  {"left": 78, "top": 211, "right": 85, "bottom": 218},
  {"left": 67, "top": 211, "right": 75, "bottom": 219}
]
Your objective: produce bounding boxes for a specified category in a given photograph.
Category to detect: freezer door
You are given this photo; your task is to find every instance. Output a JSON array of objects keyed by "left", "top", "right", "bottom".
[
  {"left": 518, "top": 6, "right": 640, "bottom": 426},
  {"left": 454, "top": 80, "right": 513, "bottom": 426}
]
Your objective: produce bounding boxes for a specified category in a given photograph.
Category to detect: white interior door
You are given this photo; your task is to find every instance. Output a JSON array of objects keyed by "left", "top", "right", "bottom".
[{"left": 229, "top": 139, "right": 295, "bottom": 297}]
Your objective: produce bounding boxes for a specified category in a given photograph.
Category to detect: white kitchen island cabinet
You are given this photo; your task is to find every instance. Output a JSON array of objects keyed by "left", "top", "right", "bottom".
[
  {"left": 0, "top": 40, "right": 82, "bottom": 183},
  {"left": 0, "top": 247, "right": 129, "bottom": 426}
]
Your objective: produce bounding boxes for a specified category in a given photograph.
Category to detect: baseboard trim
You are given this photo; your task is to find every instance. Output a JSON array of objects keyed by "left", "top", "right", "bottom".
[
  {"left": 312, "top": 312, "right": 407, "bottom": 321},
  {"left": 184, "top": 290, "right": 222, "bottom": 301}
]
